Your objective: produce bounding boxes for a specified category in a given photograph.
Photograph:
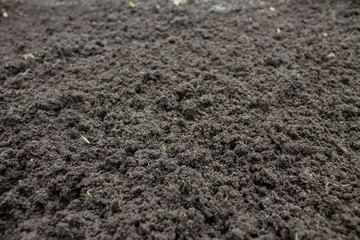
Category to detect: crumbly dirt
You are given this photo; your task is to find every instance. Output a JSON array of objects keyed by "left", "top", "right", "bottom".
[{"left": 0, "top": 0, "right": 359, "bottom": 239}]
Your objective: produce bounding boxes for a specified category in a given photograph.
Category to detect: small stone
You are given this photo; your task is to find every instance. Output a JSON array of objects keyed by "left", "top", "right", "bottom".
[
  {"left": 167, "top": 37, "right": 177, "bottom": 44},
  {"left": 327, "top": 52, "right": 336, "bottom": 59},
  {"left": 173, "top": 0, "right": 187, "bottom": 5},
  {"left": 269, "top": 7, "right": 275, "bottom": 12},
  {"left": 86, "top": 189, "right": 93, "bottom": 197},
  {"left": 23, "top": 54, "right": 35, "bottom": 60},
  {"left": 211, "top": 5, "right": 228, "bottom": 14}
]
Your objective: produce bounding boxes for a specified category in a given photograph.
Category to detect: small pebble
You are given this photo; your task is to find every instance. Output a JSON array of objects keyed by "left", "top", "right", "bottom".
[
  {"left": 327, "top": 52, "right": 336, "bottom": 59},
  {"left": 173, "top": 0, "right": 186, "bottom": 5},
  {"left": 167, "top": 37, "right": 177, "bottom": 44},
  {"left": 23, "top": 53, "right": 35, "bottom": 60},
  {"left": 211, "top": 5, "right": 228, "bottom": 14}
]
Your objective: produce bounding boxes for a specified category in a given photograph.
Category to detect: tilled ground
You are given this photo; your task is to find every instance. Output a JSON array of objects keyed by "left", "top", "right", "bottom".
[{"left": 0, "top": 0, "right": 359, "bottom": 239}]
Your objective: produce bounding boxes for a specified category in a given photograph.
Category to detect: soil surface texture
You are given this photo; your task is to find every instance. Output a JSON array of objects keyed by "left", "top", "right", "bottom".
[{"left": 1, "top": 0, "right": 360, "bottom": 239}]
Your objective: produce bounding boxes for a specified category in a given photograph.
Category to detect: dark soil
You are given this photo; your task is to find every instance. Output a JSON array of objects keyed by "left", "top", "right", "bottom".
[{"left": 1, "top": 0, "right": 360, "bottom": 239}]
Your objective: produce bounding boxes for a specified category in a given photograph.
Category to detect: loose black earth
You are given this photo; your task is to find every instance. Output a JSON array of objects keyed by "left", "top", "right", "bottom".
[{"left": 0, "top": 0, "right": 359, "bottom": 239}]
